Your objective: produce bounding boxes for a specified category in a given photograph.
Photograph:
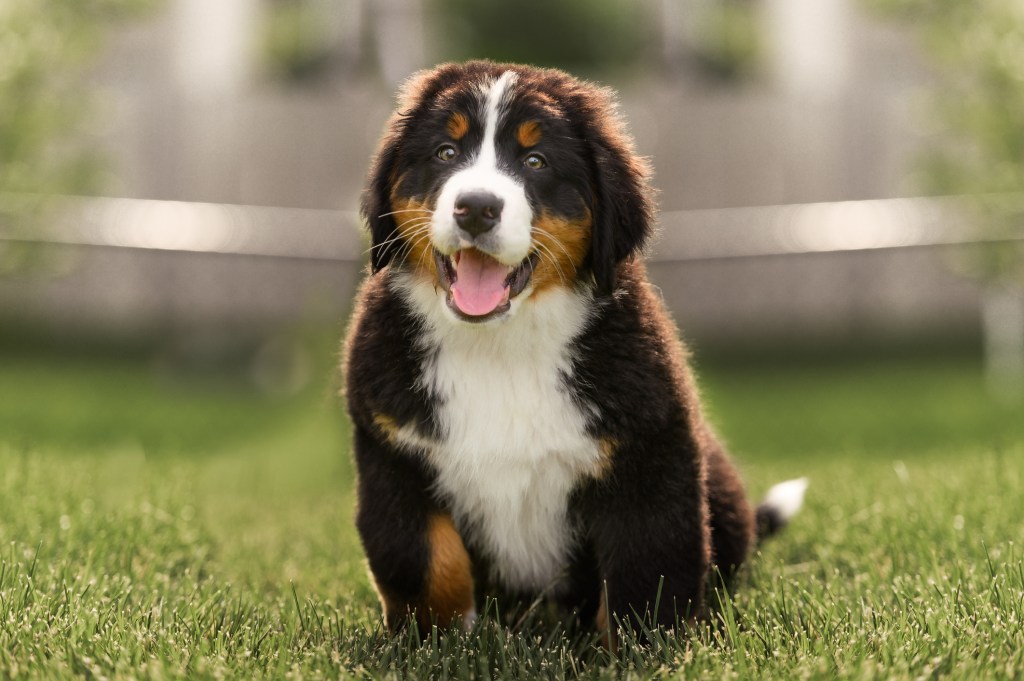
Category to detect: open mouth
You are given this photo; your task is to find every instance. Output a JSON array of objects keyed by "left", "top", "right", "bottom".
[{"left": 433, "top": 248, "right": 538, "bottom": 322}]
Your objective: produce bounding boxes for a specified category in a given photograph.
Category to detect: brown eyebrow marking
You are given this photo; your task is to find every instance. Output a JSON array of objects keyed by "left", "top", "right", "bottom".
[
  {"left": 447, "top": 112, "right": 470, "bottom": 140},
  {"left": 517, "top": 120, "right": 542, "bottom": 147}
]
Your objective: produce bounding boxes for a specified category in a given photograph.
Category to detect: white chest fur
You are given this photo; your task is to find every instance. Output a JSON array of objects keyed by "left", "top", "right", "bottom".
[{"left": 397, "top": 277, "right": 603, "bottom": 592}]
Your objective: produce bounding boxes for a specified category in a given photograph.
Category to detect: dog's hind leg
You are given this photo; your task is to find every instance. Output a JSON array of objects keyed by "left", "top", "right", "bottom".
[{"left": 702, "top": 432, "right": 756, "bottom": 581}]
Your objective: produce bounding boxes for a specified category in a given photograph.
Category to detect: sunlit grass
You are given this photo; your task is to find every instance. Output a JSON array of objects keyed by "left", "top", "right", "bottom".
[{"left": 0, "top": 340, "right": 1021, "bottom": 678}]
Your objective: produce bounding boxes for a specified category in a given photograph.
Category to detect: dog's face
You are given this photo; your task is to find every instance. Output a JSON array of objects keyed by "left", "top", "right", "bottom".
[{"left": 363, "top": 61, "right": 653, "bottom": 324}]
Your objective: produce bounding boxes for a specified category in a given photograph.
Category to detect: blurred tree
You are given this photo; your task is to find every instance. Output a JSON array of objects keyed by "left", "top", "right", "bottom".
[
  {"left": 687, "top": 0, "right": 762, "bottom": 82},
  {"left": 867, "top": 0, "right": 1024, "bottom": 400},
  {"left": 430, "top": 0, "right": 653, "bottom": 77},
  {"left": 0, "top": 0, "right": 157, "bottom": 273},
  {"left": 263, "top": 0, "right": 334, "bottom": 83}
]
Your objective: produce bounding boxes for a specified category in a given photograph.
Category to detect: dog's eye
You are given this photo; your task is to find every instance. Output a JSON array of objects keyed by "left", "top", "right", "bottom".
[
  {"left": 436, "top": 144, "right": 459, "bottom": 162},
  {"left": 523, "top": 153, "right": 547, "bottom": 170}
]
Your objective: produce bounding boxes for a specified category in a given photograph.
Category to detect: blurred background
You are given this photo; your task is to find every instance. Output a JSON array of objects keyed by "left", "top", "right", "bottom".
[{"left": 1, "top": 0, "right": 1023, "bottom": 468}]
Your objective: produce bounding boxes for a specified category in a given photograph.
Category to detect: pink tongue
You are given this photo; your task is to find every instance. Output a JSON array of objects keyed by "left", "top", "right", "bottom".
[{"left": 451, "top": 249, "right": 510, "bottom": 316}]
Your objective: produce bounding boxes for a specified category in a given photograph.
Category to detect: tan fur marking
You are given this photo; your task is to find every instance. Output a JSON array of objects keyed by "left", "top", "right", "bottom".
[
  {"left": 372, "top": 413, "right": 401, "bottom": 444},
  {"left": 592, "top": 437, "right": 617, "bottom": 479},
  {"left": 529, "top": 210, "right": 592, "bottom": 294},
  {"left": 423, "top": 514, "right": 474, "bottom": 630},
  {"left": 596, "top": 588, "right": 616, "bottom": 651},
  {"left": 517, "top": 120, "right": 542, "bottom": 147},
  {"left": 447, "top": 112, "right": 470, "bottom": 140},
  {"left": 387, "top": 195, "right": 437, "bottom": 281}
]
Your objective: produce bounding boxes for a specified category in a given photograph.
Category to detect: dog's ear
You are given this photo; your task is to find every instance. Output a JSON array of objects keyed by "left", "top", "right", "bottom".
[
  {"left": 585, "top": 99, "right": 655, "bottom": 295},
  {"left": 362, "top": 126, "right": 403, "bottom": 273}
]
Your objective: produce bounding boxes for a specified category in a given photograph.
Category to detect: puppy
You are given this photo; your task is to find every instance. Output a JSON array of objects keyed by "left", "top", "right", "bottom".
[{"left": 343, "top": 60, "right": 805, "bottom": 639}]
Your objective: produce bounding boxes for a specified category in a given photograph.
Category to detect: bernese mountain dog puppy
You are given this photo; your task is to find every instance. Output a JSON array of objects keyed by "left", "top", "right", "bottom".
[{"left": 343, "top": 60, "right": 806, "bottom": 642}]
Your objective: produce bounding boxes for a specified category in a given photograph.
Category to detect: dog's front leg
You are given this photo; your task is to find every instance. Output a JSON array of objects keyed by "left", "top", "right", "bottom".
[
  {"left": 586, "top": 441, "right": 711, "bottom": 644},
  {"left": 352, "top": 424, "right": 475, "bottom": 634}
]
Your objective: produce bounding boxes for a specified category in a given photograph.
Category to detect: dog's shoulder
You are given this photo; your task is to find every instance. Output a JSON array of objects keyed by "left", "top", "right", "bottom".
[
  {"left": 569, "top": 259, "right": 698, "bottom": 435},
  {"left": 343, "top": 271, "right": 438, "bottom": 437}
]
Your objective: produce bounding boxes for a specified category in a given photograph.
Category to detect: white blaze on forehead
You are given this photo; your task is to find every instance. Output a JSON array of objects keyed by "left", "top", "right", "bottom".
[{"left": 475, "top": 70, "right": 518, "bottom": 169}]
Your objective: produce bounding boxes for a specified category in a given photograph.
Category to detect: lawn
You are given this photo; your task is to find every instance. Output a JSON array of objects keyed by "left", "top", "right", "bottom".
[{"left": 0, "top": 336, "right": 1021, "bottom": 679}]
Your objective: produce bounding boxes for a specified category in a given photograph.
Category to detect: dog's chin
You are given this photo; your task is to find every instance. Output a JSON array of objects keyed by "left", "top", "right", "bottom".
[{"left": 433, "top": 248, "right": 537, "bottom": 324}]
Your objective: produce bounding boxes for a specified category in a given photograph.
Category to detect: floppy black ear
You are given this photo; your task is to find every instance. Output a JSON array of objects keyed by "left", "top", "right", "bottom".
[
  {"left": 588, "top": 135, "right": 654, "bottom": 295},
  {"left": 361, "top": 127, "right": 403, "bottom": 273}
]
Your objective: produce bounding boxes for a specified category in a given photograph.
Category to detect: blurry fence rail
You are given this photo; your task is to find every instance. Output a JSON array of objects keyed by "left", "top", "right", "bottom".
[
  {"left": 18, "top": 196, "right": 364, "bottom": 263},
  {"left": 0, "top": 194, "right": 1020, "bottom": 345},
  {"left": 4, "top": 194, "right": 1020, "bottom": 262}
]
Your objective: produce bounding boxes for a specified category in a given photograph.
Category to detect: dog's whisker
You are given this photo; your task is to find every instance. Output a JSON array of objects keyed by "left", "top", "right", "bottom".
[
  {"left": 532, "top": 227, "right": 577, "bottom": 283},
  {"left": 415, "top": 238, "right": 434, "bottom": 273},
  {"left": 396, "top": 220, "right": 434, "bottom": 239},
  {"left": 533, "top": 241, "right": 568, "bottom": 285},
  {"left": 388, "top": 225, "right": 430, "bottom": 269},
  {"left": 389, "top": 241, "right": 412, "bottom": 269},
  {"left": 392, "top": 228, "right": 436, "bottom": 271},
  {"left": 531, "top": 242, "right": 558, "bottom": 279},
  {"left": 367, "top": 224, "right": 405, "bottom": 254},
  {"left": 392, "top": 217, "right": 434, "bottom": 233},
  {"left": 394, "top": 232, "right": 423, "bottom": 266},
  {"left": 367, "top": 221, "right": 433, "bottom": 254},
  {"left": 407, "top": 231, "right": 435, "bottom": 262},
  {"left": 532, "top": 226, "right": 577, "bottom": 268},
  {"left": 367, "top": 216, "right": 431, "bottom": 252},
  {"left": 367, "top": 230, "right": 432, "bottom": 261},
  {"left": 377, "top": 208, "right": 436, "bottom": 218},
  {"left": 396, "top": 217, "right": 435, "bottom": 233}
]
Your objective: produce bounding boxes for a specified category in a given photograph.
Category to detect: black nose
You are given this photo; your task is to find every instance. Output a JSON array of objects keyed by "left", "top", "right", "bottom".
[{"left": 454, "top": 192, "right": 503, "bottom": 237}]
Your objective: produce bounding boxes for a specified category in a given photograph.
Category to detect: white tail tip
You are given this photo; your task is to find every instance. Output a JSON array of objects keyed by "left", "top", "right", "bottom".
[{"left": 762, "top": 477, "right": 809, "bottom": 522}]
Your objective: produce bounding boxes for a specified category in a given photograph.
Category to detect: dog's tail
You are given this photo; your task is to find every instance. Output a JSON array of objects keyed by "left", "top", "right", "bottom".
[{"left": 755, "top": 477, "right": 809, "bottom": 541}]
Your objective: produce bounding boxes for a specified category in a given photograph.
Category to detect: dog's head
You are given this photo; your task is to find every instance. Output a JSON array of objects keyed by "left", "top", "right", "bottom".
[{"left": 363, "top": 61, "right": 653, "bottom": 324}]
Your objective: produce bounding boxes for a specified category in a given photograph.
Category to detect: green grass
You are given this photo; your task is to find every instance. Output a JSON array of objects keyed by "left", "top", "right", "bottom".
[{"left": 0, "top": 340, "right": 1022, "bottom": 679}]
